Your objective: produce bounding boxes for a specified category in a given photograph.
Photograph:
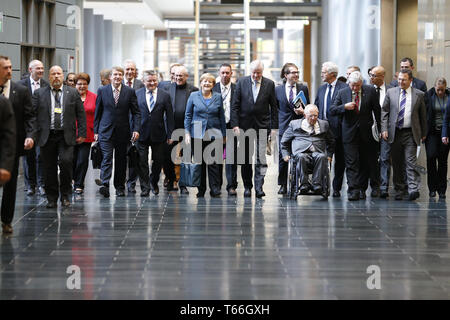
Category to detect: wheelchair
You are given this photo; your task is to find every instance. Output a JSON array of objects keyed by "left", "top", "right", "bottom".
[{"left": 286, "top": 155, "right": 330, "bottom": 200}]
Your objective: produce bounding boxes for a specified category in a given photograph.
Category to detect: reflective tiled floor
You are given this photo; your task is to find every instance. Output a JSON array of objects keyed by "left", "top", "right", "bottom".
[{"left": 1, "top": 159, "right": 450, "bottom": 300}]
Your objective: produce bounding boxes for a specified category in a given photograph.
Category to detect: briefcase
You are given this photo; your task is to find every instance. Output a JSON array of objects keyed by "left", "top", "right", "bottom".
[
  {"left": 179, "top": 162, "right": 202, "bottom": 187},
  {"left": 127, "top": 142, "right": 140, "bottom": 169},
  {"left": 90, "top": 142, "right": 103, "bottom": 169}
]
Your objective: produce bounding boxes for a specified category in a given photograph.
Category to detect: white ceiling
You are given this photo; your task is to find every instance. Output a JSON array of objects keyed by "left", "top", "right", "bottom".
[{"left": 83, "top": 0, "right": 194, "bottom": 29}]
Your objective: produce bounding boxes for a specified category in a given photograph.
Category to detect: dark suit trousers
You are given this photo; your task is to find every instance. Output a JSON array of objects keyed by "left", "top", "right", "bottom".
[
  {"left": 343, "top": 139, "right": 361, "bottom": 194},
  {"left": 332, "top": 137, "right": 346, "bottom": 192},
  {"left": 359, "top": 137, "right": 380, "bottom": 192},
  {"left": 192, "top": 139, "right": 221, "bottom": 194},
  {"left": 239, "top": 130, "right": 268, "bottom": 191},
  {"left": 22, "top": 145, "right": 45, "bottom": 190},
  {"left": 222, "top": 123, "right": 238, "bottom": 191},
  {"left": 1, "top": 155, "right": 19, "bottom": 224},
  {"left": 278, "top": 134, "right": 288, "bottom": 186},
  {"left": 297, "top": 152, "right": 328, "bottom": 188},
  {"left": 136, "top": 141, "right": 164, "bottom": 192},
  {"left": 163, "top": 139, "right": 179, "bottom": 184},
  {"left": 73, "top": 142, "right": 92, "bottom": 189},
  {"left": 41, "top": 131, "right": 74, "bottom": 201},
  {"left": 380, "top": 139, "right": 406, "bottom": 192},
  {"left": 127, "top": 141, "right": 138, "bottom": 190},
  {"left": 99, "top": 135, "right": 128, "bottom": 191},
  {"left": 425, "top": 131, "right": 450, "bottom": 194}
]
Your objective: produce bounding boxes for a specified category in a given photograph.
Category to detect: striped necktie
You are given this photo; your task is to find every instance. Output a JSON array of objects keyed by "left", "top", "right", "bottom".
[
  {"left": 148, "top": 90, "right": 155, "bottom": 113},
  {"left": 397, "top": 89, "right": 406, "bottom": 129},
  {"left": 114, "top": 88, "right": 119, "bottom": 105},
  {"left": 354, "top": 91, "right": 360, "bottom": 114}
]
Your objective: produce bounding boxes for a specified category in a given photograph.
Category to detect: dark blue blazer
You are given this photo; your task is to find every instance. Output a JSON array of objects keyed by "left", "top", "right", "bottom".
[
  {"left": 329, "top": 84, "right": 381, "bottom": 143},
  {"left": 390, "top": 77, "right": 427, "bottom": 93},
  {"left": 314, "top": 80, "right": 347, "bottom": 139},
  {"left": 426, "top": 87, "right": 450, "bottom": 137},
  {"left": 136, "top": 87, "right": 174, "bottom": 144},
  {"left": 275, "top": 82, "right": 310, "bottom": 137},
  {"left": 184, "top": 91, "right": 226, "bottom": 139},
  {"left": 94, "top": 84, "right": 141, "bottom": 142},
  {"left": 158, "top": 80, "right": 171, "bottom": 91}
]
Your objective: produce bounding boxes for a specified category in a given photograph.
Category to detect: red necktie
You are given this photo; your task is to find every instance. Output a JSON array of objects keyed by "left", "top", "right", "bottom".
[
  {"left": 128, "top": 81, "right": 132, "bottom": 87},
  {"left": 355, "top": 92, "right": 360, "bottom": 114}
]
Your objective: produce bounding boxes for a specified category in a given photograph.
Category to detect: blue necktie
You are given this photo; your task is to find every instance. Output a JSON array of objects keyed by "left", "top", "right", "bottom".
[
  {"left": 149, "top": 90, "right": 154, "bottom": 113},
  {"left": 252, "top": 81, "right": 259, "bottom": 103},
  {"left": 289, "top": 85, "right": 294, "bottom": 104},
  {"left": 325, "top": 84, "right": 332, "bottom": 120},
  {"left": 397, "top": 89, "right": 406, "bottom": 129}
]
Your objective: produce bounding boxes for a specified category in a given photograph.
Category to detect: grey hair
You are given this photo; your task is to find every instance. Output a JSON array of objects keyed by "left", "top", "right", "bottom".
[
  {"left": 250, "top": 60, "right": 264, "bottom": 72},
  {"left": 322, "top": 61, "right": 338, "bottom": 76},
  {"left": 123, "top": 59, "right": 136, "bottom": 68},
  {"left": 29, "top": 60, "right": 43, "bottom": 70},
  {"left": 348, "top": 71, "right": 363, "bottom": 84},
  {"left": 304, "top": 104, "right": 319, "bottom": 115},
  {"left": 174, "top": 65, "right": 188, "bottom": 76}
]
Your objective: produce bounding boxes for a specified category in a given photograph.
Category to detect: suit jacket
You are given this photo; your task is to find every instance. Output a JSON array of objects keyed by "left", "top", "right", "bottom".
[
  {"left": 314, "top": 80, "right": 347, "bottom": 139},
  {"left": 17, "top": 77, "right": 49, "bottom": 95},
  {"left": 276, "top": 82, "right": 310, "bottom": 137},
  {"left": 280, "top": 119, "right": 335, "bottom": 159},
  {"left": 184, "top": 91, "right": 226, "bottom": 139},
  {"left": 381, "top": 86, "right": 427, "bottom": 145},
  {"left": 442, "top": 97, "right": 450, "bottom": 138},
  {"left": 8, "top": 81, "right": 36, "bottom": 156},
  {"left": 168, "top": 82, "right": 199, "bottom": 113},
  {"left": 330, "top": 84, "right": 381, "bottom": 143},
  {"left": 0, "top": 96, "right": 16, "bottom": 173},
  {"left": 425, "top": 87, "right": 450, "bottom": 137},
  {"left": 94, "top": 84, "right": 141, "bottom": 142},
  {"left": 230, "top": 76, "right": 278, "bottom": 130},
  {"left": 158, "top": 80, "right": 172, "bottom": 91},
  {"left": 33, "top": 85, "right": 87, "bottom": 147},
  {"left": 136, "top": 87, "right": 174, "bottom": 144},
  {"left": 213, "top": 81, "right": 236, "bottom": 124},
  {"left": 390, "top": 77, "right": 427, "bottom": 93}
]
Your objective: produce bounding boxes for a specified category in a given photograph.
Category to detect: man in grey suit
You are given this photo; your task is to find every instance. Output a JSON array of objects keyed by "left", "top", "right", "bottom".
[
  {"left": 280, "top": 104, "right": 334, "bottom": 196},
  {"left": 33, "top": 66, "right": 87, "bottom": 208},
  {"left": 381, "top": 69, "right": 427, "bottom": 201}
]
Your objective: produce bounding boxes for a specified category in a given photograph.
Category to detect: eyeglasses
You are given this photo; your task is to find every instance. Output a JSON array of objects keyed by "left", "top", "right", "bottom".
[
  {"left": 289, "top": 71, "right": 299, "bottom": 75},
  {"left": 369, "top": 73, "right": 379, "bottom": 78}
]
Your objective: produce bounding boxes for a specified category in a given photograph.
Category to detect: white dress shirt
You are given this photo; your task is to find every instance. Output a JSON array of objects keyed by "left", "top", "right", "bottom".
[
  {"left": 285, "top": 82, "right": 297, "bottom": 103},
  {"left": 323, "top": 79, "right": 337, "bottom": 120},
  {"left": 1, "top": 80, "right": 11, "bottom": 98},
  {"left": 30, "top": 76, "right": 41, "bottom": 94},
  {"left": 146, "top": 87, "right": 157, "bottom": 113},
  {"left": 220, "top": 82, "right": 231, "bottom": 123},
  {"left": 375, "top": 83, "right": 386, "bottom": 107},
  {"left": 399, "top": 86, "right": 412, "bottom": 128}
]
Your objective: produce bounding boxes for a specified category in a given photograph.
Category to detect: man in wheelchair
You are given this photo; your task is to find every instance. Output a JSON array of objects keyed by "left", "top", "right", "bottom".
[{"left": 280, "top": 104, "right": 335, "bottom": 197}]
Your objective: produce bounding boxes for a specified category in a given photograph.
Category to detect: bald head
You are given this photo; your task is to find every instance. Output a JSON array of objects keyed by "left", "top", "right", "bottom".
[
  {"left": 49, "top": 65, "right": 64, "bottom": 89},
  {"left": 369, "top": 66, "right": 386, "bottom": 87},
  {"left": 29, "top": 60, "right": 45, "bottom": 81}
]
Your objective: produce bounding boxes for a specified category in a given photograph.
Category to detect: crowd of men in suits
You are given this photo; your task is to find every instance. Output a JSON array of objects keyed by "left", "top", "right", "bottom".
[{"left": 1, "top": 54, "right": 449, "bottom": 235}]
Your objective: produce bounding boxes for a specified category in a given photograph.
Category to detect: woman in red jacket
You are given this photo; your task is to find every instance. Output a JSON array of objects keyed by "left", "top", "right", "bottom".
[{"left": 73, "top": 72, "right": 96, "bottom": 194}]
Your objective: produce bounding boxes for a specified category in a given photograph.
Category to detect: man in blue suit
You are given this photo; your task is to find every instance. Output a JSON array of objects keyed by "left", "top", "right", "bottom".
[
  {"left": 94, "top": 66, "right": 141, "bottom": 198},
  {"left": 315, "top": 61, "right": 347, "bottom": 197},
  {"left": 135, "top": 70, "right": 174, "bottom": 197},
  {"left": 390, "top": 57, "right": 427, "bottom": 93},
  {"left": 276, "top": 62, "right": 310, "bottom": 195}
]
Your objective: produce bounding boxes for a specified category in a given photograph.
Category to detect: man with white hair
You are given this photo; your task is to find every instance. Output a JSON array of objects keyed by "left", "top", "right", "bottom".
[
  {"left": 315, "top": 61, "right": 347, "bottom": 198},
  {"left": 330, "top": 71, "right": 381, "bottom": 201},
  {"left": 230, "top": 59, "right": 278, "bottom": 198}
]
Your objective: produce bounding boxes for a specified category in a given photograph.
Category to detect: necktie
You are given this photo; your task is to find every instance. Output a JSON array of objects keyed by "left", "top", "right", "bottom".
[
  {"left": 222, "top": 85, "right": 229, "bottom": 100},
  {"left": 114, "top": 88, "right": 120, "bottom": 105},
  {"left": 354, "top": 91, "right": 360, "bottom": 114},
  {"left": 289, "top": 85, "right": 294, "bottom": 104},
  {"left": 397, "top": 89, "right": 406, "bottom": 129},
  {"left": 0, "top": 86, "right": 4, "bottom": 95},
  {"left": 149, "top": 90, "right": 154, "bottom": 113},
  {"left": 128, "top": 81, "right": 132, "bottom": 87},
  {"left": 53, "top": 89, "right": 62, "bottom": 130},
  {"left": 252, "top": 81, "right": 259, "bottom": 103},
  {"left": 325, "top": 84, "right": 332, "bottom": 120}
]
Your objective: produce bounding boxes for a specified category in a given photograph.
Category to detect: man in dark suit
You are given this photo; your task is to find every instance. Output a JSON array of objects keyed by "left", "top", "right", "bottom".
[
  {"left": 18, "top": 59, "right": 49, "bottom": 197},
  {"left": 276, "top": 62, "right": 310, "bottom": 194},
  {"left": 165, "top": 65, "right": 198, "bottom": 194},
  {"left": 0, "top": 56, "right": 36, "bottom": 234},
  {"left": 135, "top": 70, "right": 174, "bottom": 196},
  {"left": 94, "top": 66, "right": 141, "bottom": 198},
  {"left": 158, "top": 63, "right": 181, "bottom": 92},
  {"left": 230, "top": 60, "right": 278, "bottom": 198},
  {"left": 381, "top": 70, "right": 427, "bottom": 201},
  {"left": 390, "top": 57, "right": 427, "bottom": 93},
  {"left": 0, "top": 96, "right": 15, "bottom": 190},
  {"left": 213, "top": 63, "right": 237, "bottom": 196},
  {"left": 330, "top": 71, "right": 381, "bottom": 201},
  {"left": 33, "top": 66, "right": 86, "bottom": 208},
  {"left": 315, "top": 61, "right": 347, "bottom": 197}
]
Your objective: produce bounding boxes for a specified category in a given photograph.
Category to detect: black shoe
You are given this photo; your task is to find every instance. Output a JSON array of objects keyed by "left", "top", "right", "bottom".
[
  {"left": 256, "top": 190, "right": 265, "bottom": 198},
  {"left": 180, "top": 186, "right": 189, "bottom": 195},
  {"left": 2, "top": 223, "right": 13, "bottom": 234},
  {"left": 38, "top": 187, "right": 46, "bottom": 197},
  {"left": 278, "top": 185, "right": 287, "bottom": 195},
  {"left": 429, "top": 191, "right": 436, "bottom": 198},
  {"left": 395, "top": 193, "right": 403, "bottom": 201},
  {"left": 141, "top": 190, "right": 150, "bottom": 197},
  {"left": 313, "top": 186, "right": 323, "bottom": 195},
  {"left": 348, "top": 192, "right": 360, "bottom": 201},
  {"left": 359, "top": 190, "right": 366, "bottom": 200},
  {"left": 61, "top": 198, "right": 70, "bottom": 207},
  {"left": 166, "top": 182, "right": 176, "bottom": 191},
  {"left": 128, "top": 187, "right": 136, "bottom": 194},
  {"left": 116, "top": 190, "right": 125, "bottom": 197},
  {"left": 95, "top": 179, "right": 102, "bottom": 186},
  {"left": 151, "top": 183, "right": 159, "bottom": 195},
  {"left": 99, "top": 186, "right": 110, "bottom": 198},
  {"left": 244, "top": 189, "right": 251, "bottom": 197},
  {"left": 380, "top": 191, "right": 389, "bottom": 199},
  {"left": 163, "top": 177, "right": 169, "bottom": 188},
  {"left": 26, "top": 188, "right": 35, "bottom": 196},
  {"left": 196, "top": 191, "right": 205, "bottom": 198},
  {"left": 332, "top": 190, "right": 341, "bottom": 198},
  {"left": 210, "top": 191, "right": 221, "bottom": 198},
  {"left": 371, "top": 189, "right": 380, "bottom": 198},
  {"left": 227, "top": 188, "right": 237, "bottom": 196},
  {"left": 299, "top": 186, "right": 309, "bottom": 195},
  {"left": 74, "top": 188, "right": 83, "bottom": 195},
  {"left": 408, "top": 191, "right": 420, "bottom": 201},
  {"left": 439, "top": 192, "right": 446, "bottom": 200},
  {"left": 46, "top": 201, "right": 57, "bottom": 208}
]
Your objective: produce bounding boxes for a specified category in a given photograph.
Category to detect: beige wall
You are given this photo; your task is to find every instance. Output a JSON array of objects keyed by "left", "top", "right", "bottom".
[
  {"left": 396, "top": 0, "right": 419, "bottom": 76},
  {"left": 380, "top": 0, "right": 395, "bottom": 82}
]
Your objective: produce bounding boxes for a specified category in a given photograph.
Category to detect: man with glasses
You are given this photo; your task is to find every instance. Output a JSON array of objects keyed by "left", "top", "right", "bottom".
[{"left": 390, "top": 57, "right": 427, "bottom": 93}]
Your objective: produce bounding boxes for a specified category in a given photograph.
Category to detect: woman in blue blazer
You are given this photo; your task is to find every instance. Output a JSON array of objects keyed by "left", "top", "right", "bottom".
[{"left": 185, "top": 73, "right": 226, "bottom": 198}]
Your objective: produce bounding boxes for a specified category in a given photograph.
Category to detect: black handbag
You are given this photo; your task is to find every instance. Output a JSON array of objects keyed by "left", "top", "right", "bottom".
[{"left": 90, "top": 142, "right": 103, "bottom": 169}]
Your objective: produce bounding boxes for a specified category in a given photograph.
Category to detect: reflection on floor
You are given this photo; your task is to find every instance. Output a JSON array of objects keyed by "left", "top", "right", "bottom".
[{"left": 1, "top": 161, "right": 449, "bottom": 300}]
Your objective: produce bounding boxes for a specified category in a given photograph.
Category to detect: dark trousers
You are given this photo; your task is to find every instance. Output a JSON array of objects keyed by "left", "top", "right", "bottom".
[
  {"left": 221, "top": 130, "right": 238, "bottom": 191},
  {"left": 41, "top": 131, "right": 74, "bottom": 201},
  {"left": 343, "top": 140, "right": 361, "bottom": 194},
  {"left": 192, "top": 139, "right": 221, "bottom": 194},
  {"left": 359, "top": 137, "right": 380, "bottom": 192},
  {"left": 297, "top": 152, "right": 328, "bottom": 188},
  {"left": 163, "top": 139, "right": 178, "bottom": 184},
  {"left": 278, "top": 134, "right": 288, "bottom": 186},
  {"left": 126, "top": 141, "right": 138, "bottom": 190},
  {"left": 239, "top": 130, "right": 268, "bottom": 191},
  {"left": 22, "top": 145, "right": 45, "bottom": 190},
  {"left": 99, "top": 136, "right": 128, "bottom": 191},
  {"left": 1, "top": 155, "right": 19, "bottom": 224},
  {"left": 425, "top": 131, "right": 450, "bottom": 194},
  {"left": 136, "top": 141, "right": 164, "bottom": 192},
  {"left": 332, "top": 137, "right": 346, "bottom": 192},
  {"left": 73, "top": 142, "right": 92, "bottom": 189}
]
